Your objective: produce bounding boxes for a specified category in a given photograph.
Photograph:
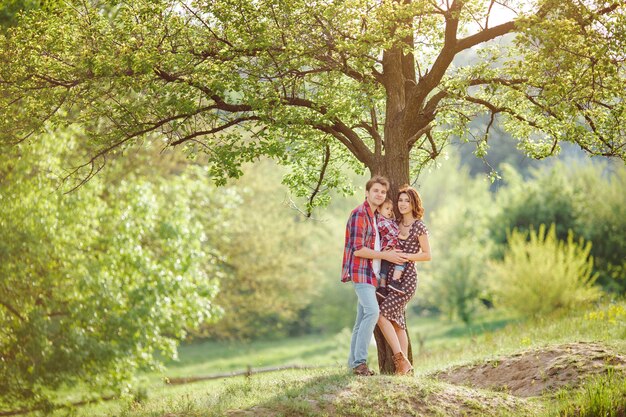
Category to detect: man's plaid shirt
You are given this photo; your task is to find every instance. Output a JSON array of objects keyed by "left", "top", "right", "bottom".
[{"left": 341, "top": 200, "right": 380, "bottom": 286}]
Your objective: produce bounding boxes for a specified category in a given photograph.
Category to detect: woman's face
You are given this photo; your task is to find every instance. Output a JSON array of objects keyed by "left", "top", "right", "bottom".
[{"left": 397, "top": 193, "right": 412, "bottom": 215}]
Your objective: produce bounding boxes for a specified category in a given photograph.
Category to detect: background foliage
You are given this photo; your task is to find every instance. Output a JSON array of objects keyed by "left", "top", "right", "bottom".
[
  {"left": 491, "top": 160, "right": 626, "bottom": 292},
  {"left": 417, "top": 156, "right": 495, "bottom": 324},
  {"left": 0, "top": 130, "right": 233, "bottom": 409},
  {"left": 489, "top": 224, "right": 602, "bottom": 317},
  {"left": 196, "top": 160, "right": 324, "bottom": 340}
]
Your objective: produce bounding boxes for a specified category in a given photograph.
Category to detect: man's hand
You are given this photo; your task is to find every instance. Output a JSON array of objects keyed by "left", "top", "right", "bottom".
[{"left": 384, "top": 250, "right": 408, "bottom": 265}]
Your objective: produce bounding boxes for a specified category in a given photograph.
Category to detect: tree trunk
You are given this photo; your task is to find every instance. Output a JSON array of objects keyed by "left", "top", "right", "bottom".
[
  {"left": 368, "top": 140, "right": 414, "bottom": 374},
  {"left": 374, "top": 318, "right": 413, "bottom": 374},
  {"left": 371, "top": 28, "right": 418, "bottom": 373}
]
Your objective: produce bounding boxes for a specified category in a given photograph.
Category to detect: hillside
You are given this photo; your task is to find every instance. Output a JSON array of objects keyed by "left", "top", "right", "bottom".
[{"left": 224, "top": 342, "right": 626, "bottom": 417}]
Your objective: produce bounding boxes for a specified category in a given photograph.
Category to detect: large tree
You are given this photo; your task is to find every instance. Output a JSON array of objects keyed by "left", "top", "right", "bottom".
[{"left": 1, "top": 0, "right": 624, "bottom": 372}]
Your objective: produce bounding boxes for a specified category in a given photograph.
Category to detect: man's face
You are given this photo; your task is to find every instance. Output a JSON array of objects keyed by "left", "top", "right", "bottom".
[{"left": 365, "top": 182, "right": 387, "bottom": 209}]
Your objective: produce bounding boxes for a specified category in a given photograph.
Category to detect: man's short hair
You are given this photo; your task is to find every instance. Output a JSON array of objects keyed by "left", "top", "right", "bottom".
[{"left": 366, "top": 175, "right": 390, "bottom": 191}]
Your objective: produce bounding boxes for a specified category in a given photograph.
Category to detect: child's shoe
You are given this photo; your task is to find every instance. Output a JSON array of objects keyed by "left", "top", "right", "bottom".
[{"left": 388, "top": 280, "right": 406, "bottom": 295}]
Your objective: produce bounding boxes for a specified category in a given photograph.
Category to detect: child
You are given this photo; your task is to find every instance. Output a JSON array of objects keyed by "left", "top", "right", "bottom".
[{"left": 376, "top": 198, "right": 408, "bottom": 300}]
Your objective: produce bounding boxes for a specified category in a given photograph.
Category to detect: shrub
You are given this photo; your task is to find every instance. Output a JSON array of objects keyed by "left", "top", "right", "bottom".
[
  {"left": 489, "top": 224, "right": 602, "bottom": 317},
  {"left": 0, "top": 134, "right": 226, "bottom": 410},
  {"left": 491, "top": 160, "right": 626, "bottom": 293}
]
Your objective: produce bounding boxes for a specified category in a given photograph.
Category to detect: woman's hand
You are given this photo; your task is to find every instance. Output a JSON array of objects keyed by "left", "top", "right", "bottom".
[{"left": 384, "top": 250, "right": 408, "bottom": 265}]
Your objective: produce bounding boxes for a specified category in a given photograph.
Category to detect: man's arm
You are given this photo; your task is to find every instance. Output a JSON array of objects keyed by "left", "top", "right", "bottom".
[
  {"left": 354, "top": 247, "right": 407, "bottom": 264},
  {"left": 348, "top": 208, "right": 407, "bottom": 264}
]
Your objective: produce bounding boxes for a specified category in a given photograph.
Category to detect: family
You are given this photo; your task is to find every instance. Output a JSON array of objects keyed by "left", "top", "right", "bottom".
[{"left": 341, "top": 175, "right": 431, "bottom": 376}]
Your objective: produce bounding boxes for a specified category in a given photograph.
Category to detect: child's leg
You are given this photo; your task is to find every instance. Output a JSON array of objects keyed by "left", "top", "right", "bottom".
[
  {"left": 387, "top": 263, "right": 406, "bottom": 294},
  {"left": 379, "top": 260, "right": 391, "bottom": 287},
  {"left": 390, "top": 263, "right": 406, "bottom": 282},
  {"left": 376, "top": 262, "right": 389, "bottom": 299}
]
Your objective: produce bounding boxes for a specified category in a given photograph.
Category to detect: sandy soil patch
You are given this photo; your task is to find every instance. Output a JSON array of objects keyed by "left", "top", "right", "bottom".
[{"left": 435, "top": 341, "right": 626, "bottom": 397}]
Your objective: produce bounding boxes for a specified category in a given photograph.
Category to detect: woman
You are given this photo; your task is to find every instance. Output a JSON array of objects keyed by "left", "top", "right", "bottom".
[{"left": 377, "top": 185, "right": 431, "bottom": 375}]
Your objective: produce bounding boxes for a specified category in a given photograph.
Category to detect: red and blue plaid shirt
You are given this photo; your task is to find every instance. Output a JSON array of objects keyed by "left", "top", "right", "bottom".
[
  {"left": 378, "top": 217, "right": 399, "bottom": 250},
  {"left": 341, "top": 200, "right": 380, "bottom": 286}
]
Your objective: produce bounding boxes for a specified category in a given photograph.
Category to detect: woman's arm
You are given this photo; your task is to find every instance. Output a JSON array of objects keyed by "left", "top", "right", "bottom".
[
  {"left": 406, "top": 234, "right": 432, "bottom": 262},
  {"left": 354, "top": 247, "right": 407, "bottom": 264}
]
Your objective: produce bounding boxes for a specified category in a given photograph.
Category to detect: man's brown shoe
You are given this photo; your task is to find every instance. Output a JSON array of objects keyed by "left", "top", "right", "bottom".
[
  {"left": 352, "top": 363, "right": 375, "bottom": 376},
  {"left": 393, "top": 352, "right": 413, "bottom": 375}
]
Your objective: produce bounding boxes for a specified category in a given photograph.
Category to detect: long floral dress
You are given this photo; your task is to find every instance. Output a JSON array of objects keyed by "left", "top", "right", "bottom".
[{"left": 379, "top": 219, "right": 428, "bottom": 329}]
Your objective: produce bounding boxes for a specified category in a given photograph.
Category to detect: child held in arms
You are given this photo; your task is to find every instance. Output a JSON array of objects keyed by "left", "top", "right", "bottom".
[{"left": 376, "top": 198, "right": 408, "bottom": 299}]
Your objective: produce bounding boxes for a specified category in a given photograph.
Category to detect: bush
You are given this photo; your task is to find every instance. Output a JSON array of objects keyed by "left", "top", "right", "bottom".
[
  {"left": 489, "top": 224, "right": 602, "bottom": 317},
  {"left": 0, "top": 134, "right": 227, "bottom": 410},
  {"left": 491, "top": 160, "right": 626, "bottom": 293},
  {"left": 196, "top": 161, "right": 324, "bottom": 340},
  {"left": 570, "top": 162, "right": 626, "bottom": 293}
]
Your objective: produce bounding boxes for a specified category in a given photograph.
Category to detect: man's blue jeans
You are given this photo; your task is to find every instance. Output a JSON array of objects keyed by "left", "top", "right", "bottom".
[{"left": 348, "top": 283, "right": 380, "bottom": 369}]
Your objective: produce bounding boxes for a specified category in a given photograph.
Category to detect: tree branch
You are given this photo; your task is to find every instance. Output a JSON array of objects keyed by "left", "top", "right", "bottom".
[
  {"left": 168, "top": 116, "right": 262, "bottom": 146},
  {"left": 412, "top": 0, "right": 463, "bottom": 108},
  {"left": 0, "top": 300, "right": 25, "bottom": 322},
  {"left": 422, "top": 77, "right": 528, "bottom": 118},
  {"left": 574, "top": 103, "right": 616, "bottom": 154},
  {"left": 305, "top": 144, "right": 331, "bottom": 218},
  {"left": 455, "top": 21, "right": 516, "bottom": 52},
  {"left": 314, "top": 124, "right": 361, "bottom": 162},
  {"left": 153, "top": 68, "right": 253, "bottom": 113},
  {"left": 462, "top": 95, "right": 543, "bottom": 130},
  {"left": 407, "top": 124, "right": 434, "bottom": 149},
  {"left": 283, "top": 97, "right": 373, "bottom": 162}
]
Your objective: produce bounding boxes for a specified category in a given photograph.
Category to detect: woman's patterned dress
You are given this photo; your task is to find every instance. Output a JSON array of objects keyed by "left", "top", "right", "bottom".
[{"left": 379, "top": 220, "right": 428, "bottom": 329}]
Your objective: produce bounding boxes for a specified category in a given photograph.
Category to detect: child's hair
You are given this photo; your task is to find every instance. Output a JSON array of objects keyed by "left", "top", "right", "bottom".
[{"left": 382, "top": 198, "right": 395, "bottom": 220}]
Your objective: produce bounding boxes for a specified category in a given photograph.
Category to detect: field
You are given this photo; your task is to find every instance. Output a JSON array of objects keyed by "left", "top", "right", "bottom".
[{"left": 39, "top": 299, "right": 626, "bottom": 417}]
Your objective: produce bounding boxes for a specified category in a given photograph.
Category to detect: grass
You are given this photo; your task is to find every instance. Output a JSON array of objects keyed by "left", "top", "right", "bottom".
[
  {"left": 543, "top": 370, "right": 626, "bottom": 417},
  {"left": 41, "top": 299, "right": 626, "bottom": 416},
  {"left": 408, "top": 300, "right": 626, "bottom": 374},
  {"left": 162, "top": 333, "right": 348, "bottom": 378}
]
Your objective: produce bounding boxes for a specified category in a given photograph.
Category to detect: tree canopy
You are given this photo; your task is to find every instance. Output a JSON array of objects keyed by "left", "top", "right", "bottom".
[{"left": 1, "top": 0, "right": 624, "bottom": 210}]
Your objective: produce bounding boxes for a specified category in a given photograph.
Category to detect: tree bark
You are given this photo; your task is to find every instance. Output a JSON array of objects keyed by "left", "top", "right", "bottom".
[
  {"left": 368, "top": 128, "right": 414, "bottom": 375},
  {"left": 373, "top": 316, "right": 413, "bottom": 374},
  {"left": 368, "top": 2, "right": 421, "bottom": 374}
]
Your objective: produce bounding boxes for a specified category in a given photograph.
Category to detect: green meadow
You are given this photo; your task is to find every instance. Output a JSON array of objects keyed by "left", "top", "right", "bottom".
[{"left": 46, "top": 298, "right": 626, "bottom": 417}]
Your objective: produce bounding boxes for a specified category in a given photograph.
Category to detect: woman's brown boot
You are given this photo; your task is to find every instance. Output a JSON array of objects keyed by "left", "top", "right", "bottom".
[{"left": 392, "top": 352, "right": 413, "bottom": 375}]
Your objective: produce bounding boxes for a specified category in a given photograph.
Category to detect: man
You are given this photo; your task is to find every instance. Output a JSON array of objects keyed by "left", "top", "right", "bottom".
[{"left": 341, "top": 175, "right": 407, "bottom": 376}]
